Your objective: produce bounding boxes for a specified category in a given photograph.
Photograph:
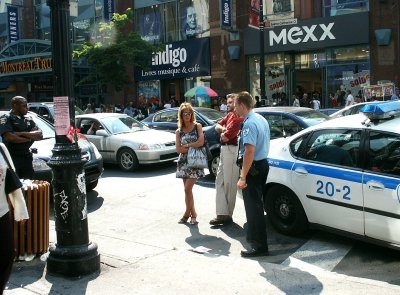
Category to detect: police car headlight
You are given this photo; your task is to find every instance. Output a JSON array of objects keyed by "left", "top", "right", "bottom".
[
  {"left": 90, "top": 142, "right": 102, "bottom": 160},
  {"left": 32, "top": 158, "right": 50, "bottom": 171}
]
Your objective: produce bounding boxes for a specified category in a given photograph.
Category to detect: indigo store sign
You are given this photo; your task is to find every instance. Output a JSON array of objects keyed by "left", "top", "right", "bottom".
[{"left": 135, "top": 38, "right": 211, "bottom": 81}]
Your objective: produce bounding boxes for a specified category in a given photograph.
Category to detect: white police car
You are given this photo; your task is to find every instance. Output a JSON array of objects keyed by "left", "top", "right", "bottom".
[{"left": 265, "top": 101, "right": 400, "bottom": 249}]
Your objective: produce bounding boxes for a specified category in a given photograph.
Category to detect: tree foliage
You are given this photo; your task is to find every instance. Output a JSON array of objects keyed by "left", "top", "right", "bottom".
[{"left": 73, "top": 8, "right": 160, "bottom": 91}]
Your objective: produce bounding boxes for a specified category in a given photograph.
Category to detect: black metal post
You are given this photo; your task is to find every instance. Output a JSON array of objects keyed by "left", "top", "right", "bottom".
[
  {"left": 259, "top": 2, "right": 266, "bottom": 101},
  {"left": 46, "top": 0, "right": 100, "bottom": 277}
]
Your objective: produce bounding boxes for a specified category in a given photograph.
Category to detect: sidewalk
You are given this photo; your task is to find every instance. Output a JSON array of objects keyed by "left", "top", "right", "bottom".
[{"left": 4, "top": 174, "right": 400, "bottom": 294}]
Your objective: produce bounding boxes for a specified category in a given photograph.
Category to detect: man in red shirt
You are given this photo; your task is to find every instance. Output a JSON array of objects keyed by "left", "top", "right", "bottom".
[{"left": 210, "top": 93, "right": 244, "bottom": 226}]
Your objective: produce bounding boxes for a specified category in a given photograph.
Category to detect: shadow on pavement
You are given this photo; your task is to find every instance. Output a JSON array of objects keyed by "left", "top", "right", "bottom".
[
  {"left": 259, "top": 265, "right": 323, "bottom": 295},
  {"left": 86, "top": 191, "right": 104, "bottom": 213},
  {"left": 101, "top": 162, "right": 176, "bottom": 179},
  {"left": 185, "top": 225, "right": 232, "bottom": 257}
]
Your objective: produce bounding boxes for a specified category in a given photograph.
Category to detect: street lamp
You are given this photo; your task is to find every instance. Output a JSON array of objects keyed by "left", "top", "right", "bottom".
[{"left": 46, "top": 0, "right": 100, "bottom": 277}]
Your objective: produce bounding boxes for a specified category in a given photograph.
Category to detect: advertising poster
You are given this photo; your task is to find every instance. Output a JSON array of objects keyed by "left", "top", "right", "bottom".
[
  {"left": 342, "top": 70, "right": 370, "bottom": 95},
  {"left": 53, "top": 96, "right": 71, "bottom": 136},
  {"left": 140, "top": 12, "right": 161, "bottom": 43},
  {"left": 137, "top": 80, "right": 160, "bottom": 104},
  {"left": 182, "top": 5, "right": 201, "bottom": 39},
  {"left": 265, "top": 0, "right": 294, "bottom": 22},
  {"left": 220, "top": 0, "right": 232, "bottom": 28},
  {"left": 7, "top": 5, "right": 19, "bottom": 43},
  {"left": 248, "top": 0, "right": 260, "bottom": 29}
]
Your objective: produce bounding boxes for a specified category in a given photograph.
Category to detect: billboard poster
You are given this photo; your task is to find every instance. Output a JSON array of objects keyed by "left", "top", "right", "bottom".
[
  {"left": 7, "top": 5, "right": 19, "bottom": 43},
  {"left": 220, "top": 0, "right": 232, "bottom": 29},
  {"left": 103, "top": 0, "right": 114, "bottom": 22},
  {"left": 140, "top": 12, "right": 161, "bottom": 43},
  {"left": 137, "top": 80, "right": 160, "bottom": 104},
  {"left": 181, "top": 5, "right": 203, "bottom": 39},
  {"left": 265, "top": 0, "right": 294, "bottom": 22},
  {"left": 248, "top": 0, "right": 260, "bottom": 29}
]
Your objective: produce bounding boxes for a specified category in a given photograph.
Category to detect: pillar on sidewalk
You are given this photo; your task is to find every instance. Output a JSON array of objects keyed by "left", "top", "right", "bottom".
[{"left": 46, "top": 0, "right": 100, "bottom": 277}]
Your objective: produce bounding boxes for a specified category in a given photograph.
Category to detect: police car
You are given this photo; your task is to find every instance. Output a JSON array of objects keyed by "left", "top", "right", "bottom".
[{"left": 265, "top": 101, "right": 400, "bottom": 249}]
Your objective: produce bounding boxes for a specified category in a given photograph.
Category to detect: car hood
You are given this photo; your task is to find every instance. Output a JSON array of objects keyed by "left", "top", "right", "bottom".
[
  {"left": 32, "top": 137, "right": 91, "bottom": 161},
  {"left": 113, "top": 129, "right": 176, "bottom": 144}
]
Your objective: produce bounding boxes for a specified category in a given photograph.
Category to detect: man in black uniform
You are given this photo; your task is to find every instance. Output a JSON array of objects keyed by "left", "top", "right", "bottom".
[{"left": 0, "top": 96, "right": 43, "bottom": 179}]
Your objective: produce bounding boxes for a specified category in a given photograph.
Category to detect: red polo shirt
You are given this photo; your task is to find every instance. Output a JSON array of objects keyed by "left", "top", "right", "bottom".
[{"left": 218, "top": 112, "right": 244, "bottom": 145}]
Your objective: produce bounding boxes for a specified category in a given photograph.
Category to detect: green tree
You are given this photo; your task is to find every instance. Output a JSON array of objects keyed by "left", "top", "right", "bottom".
[{"left": 73, "top": 8, "right": 160, "bottom": 92}]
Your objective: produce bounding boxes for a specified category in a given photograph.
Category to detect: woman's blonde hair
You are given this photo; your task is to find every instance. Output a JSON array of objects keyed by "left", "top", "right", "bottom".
[{"left": 177, "top": 102, "right": 196, "bottom": 129}]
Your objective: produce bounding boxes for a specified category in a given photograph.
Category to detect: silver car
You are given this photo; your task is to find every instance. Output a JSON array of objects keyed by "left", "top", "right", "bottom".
[{"left": 76, "top": 113, "right": 178, "bottom": 171}]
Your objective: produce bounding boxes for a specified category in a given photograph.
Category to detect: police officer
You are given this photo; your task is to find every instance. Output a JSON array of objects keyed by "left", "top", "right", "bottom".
[
  {"left": 235, "top": 91, "right": 270, "bottom": 258},
  {"left": 0, "top": 96, "right": 43, "bottom": 179}
]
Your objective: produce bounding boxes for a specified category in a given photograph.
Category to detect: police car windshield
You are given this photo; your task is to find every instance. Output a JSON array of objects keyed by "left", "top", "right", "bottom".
[{"left": 295, "top": 110, "right": 330, "bottom": 126}]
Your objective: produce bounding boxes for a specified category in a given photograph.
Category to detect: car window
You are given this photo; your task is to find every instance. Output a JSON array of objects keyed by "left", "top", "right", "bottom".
[
  {"left": 101, "top": 116, "right": 149, "bottom": 134},
  {"left": 154, "top": 111, "right": 178, "bottom": 123},
  {"left": 290, "top": 135, "right": 306, "bottom": 157},
  {"left": 197, "top": 108, "right": 225, "bottom": 121},
  {"left": 295, "top": 110, "right": 329, "bottom": 126},
  {"left": 301, "top": 129, "right": 361, "bottom": 168},
  {"left": 367, "top": 132, "right": 400, "bottom": 176},
  {"left": 282, "top": 117, "right": 303, "bottom": 137},
  {"left": 30, "top": 114, "right": 55, "bottom": 139},
  {"left": 262, "top": 114, "right": 284, "bottom": 138}
]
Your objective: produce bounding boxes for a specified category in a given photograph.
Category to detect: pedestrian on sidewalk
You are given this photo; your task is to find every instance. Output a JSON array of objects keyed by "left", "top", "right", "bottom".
[
  {"left": 175, "top": 103, "right": 205, "bottom": 225},
  {"left": 209, "top": 93, "right": 243, "bottom": 226},
  {"left": 235, "top": 91, "right": 270, "bottom": 258},
  {"left": 0, "top": 143, "right": 29, "bottom": 294}
]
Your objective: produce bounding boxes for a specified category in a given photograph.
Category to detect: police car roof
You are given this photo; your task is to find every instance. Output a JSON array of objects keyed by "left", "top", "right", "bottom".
[{"left": 298, "top": 112, "right": 400, "bottom": 134}]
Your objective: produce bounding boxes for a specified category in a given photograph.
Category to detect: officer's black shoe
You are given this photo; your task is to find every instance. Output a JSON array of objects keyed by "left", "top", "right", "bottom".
[{"left": 240, "top": 247, "right": 269, "bottom": 258}]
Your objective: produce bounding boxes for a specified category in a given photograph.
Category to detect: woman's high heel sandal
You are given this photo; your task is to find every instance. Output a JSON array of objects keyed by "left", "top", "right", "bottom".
[
  {"left": 189, "top": 216, "right": 198, "bottom": 225},
  {"left": 178, "top": 215, "right": 190, "bottom": 224}
]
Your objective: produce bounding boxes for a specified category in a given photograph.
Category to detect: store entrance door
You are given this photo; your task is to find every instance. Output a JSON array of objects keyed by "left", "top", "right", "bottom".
[
  {"left": 295, "top": 69, "right": 322, "bottom": 98},
  {"left": 161, "top": 79, "right": 184, "bottom": 105}
]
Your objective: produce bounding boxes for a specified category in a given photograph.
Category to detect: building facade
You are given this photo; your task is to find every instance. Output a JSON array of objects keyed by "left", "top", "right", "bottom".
[{"left": 0, "top": 0, "right": 397, "bottom": 109}]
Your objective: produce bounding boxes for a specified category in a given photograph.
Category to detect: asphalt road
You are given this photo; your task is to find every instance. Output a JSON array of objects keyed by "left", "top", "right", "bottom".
[{"left": 95, "top": 162, "right": 400, "bottom": 286}]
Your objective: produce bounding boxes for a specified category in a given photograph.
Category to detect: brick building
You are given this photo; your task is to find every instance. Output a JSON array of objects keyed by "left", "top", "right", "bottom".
[{"left": 0, "top": 0, "right": 397, "bottom": 109}]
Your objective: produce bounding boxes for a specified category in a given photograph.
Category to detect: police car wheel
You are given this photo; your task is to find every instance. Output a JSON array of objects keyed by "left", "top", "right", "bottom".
[
  {"left": 208, "top": 155, "right": 219, "bottom": 178},
  {"left": 118, "top": 148, "right": 139, "bottom": 172},
  {"left": 265, "top": 186, "right": 308, "bottom": 235}
]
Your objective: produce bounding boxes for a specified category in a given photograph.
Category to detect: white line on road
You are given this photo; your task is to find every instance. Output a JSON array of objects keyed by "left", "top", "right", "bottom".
[{"left": 281, "top": 237, "right": 353, "bottom": 271}]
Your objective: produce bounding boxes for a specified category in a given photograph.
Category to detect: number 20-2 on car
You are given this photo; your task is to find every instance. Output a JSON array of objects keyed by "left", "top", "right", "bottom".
[{"left": 263, "top": 101, "right": 400, "bottom": 249}]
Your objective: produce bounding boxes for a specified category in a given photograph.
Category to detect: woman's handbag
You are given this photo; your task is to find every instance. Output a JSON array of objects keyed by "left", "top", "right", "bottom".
[
  {"left": 0, "top": 145, "right": 23, "bottom": 194},
  {"left": 187, "top": 147, "right": 209, "bottom": 169}
]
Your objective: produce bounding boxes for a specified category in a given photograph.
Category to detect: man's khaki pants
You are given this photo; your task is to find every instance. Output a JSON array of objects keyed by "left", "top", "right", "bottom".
[{"left": 215, "top": 145, "right": 240, "bottom": 216}]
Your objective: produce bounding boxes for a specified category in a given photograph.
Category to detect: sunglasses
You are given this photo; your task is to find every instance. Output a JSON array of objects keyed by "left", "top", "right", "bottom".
[{"left": 182, "top": 112, "right": 192, "bottom": 117}]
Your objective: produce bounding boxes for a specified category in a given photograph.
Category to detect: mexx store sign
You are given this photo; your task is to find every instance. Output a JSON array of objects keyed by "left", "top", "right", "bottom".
[{"left": 135, "top": 38, "right": 211, "bottom": 81}]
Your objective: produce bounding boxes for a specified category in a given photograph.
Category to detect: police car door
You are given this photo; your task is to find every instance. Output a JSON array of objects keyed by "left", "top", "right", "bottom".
[
  {"left": 292, "top": 129, "right": 364, "bottom": 234},
  {"left": 363, "top": 131, "right": 400, "bottom": 244}
]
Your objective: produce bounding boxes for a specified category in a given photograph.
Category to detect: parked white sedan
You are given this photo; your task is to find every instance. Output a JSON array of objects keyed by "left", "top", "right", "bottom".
[{"left": 76, "top": 113, "right": 178, "bottom": 171}]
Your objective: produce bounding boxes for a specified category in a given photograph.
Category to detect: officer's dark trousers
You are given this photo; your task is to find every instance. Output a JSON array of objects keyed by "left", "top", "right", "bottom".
[
  {"left": 0, "top": 212, "right": 14, "bottom": 294},
  {"left": 12, "top": 154, "right": 34, "bottom": 180},
  {"left": 242, "top": 159, "right": 269, "bottom": 249}
]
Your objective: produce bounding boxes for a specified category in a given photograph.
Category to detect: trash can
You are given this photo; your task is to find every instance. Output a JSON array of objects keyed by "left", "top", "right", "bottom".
[{"left": 9, "top": 181, "right": 51, "bottom": 258}]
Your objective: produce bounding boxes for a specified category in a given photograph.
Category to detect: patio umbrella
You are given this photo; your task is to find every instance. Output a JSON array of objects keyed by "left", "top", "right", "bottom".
[{"left": 184, "top": 85, "right": 218, "bottom": 97}]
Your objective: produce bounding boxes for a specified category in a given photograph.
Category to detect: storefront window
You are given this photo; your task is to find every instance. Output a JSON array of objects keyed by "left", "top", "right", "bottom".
[
  {"left": 324, "top": 0, "right": 369, "bottom": 16},
  {"left": 327, "top": 45, "right": 369, "bottom": 64},
  {"left": 249, "top": 53, "right": 286, "bottom": 104},
  {"left": 179, "top": 0, "right": 209, "bottom": 40},
  {"left": 295, "top": 52, "right": 327, "bottom": 69},
  {"left": 326, "top": 63, "right": 369, "bottom": 106}
]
